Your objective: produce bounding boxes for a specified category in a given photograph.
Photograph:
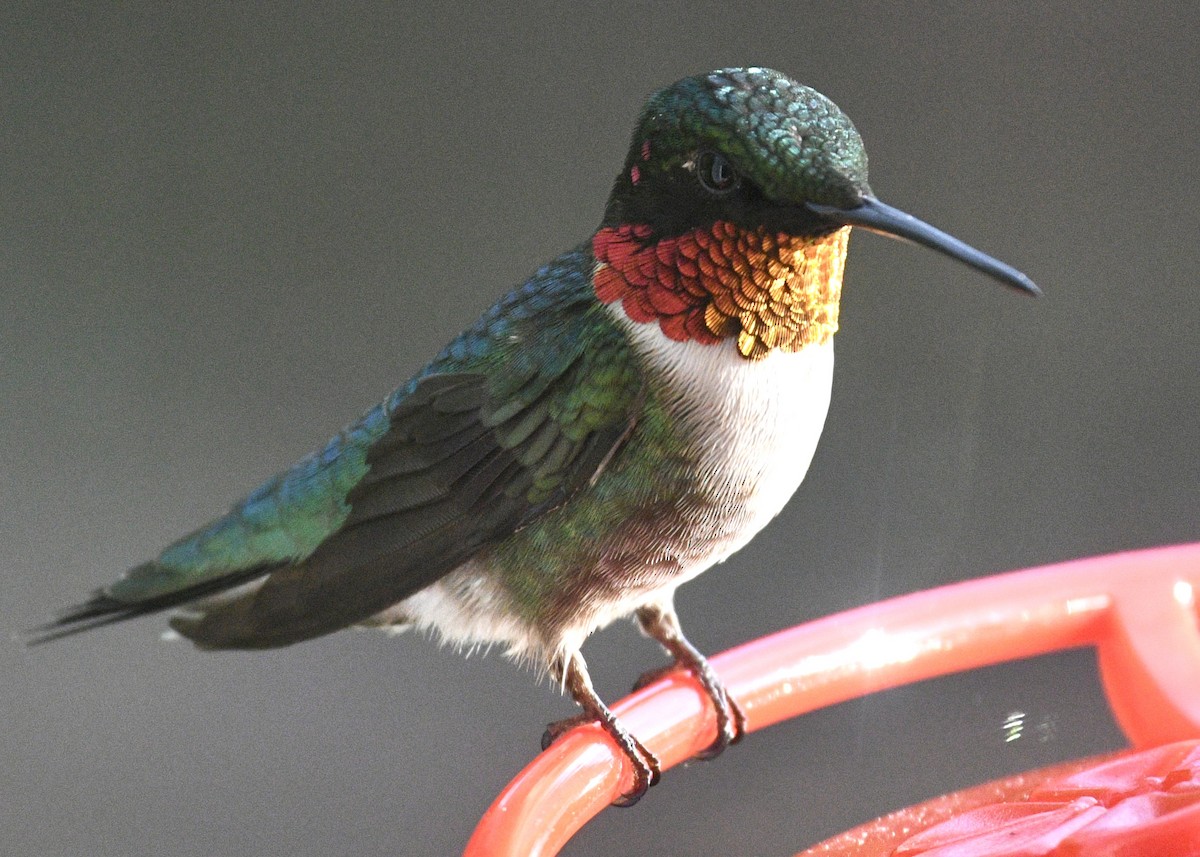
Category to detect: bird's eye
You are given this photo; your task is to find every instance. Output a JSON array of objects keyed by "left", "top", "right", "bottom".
[{"left": 696, "top": 150, "right": 738, "bottom": 194}]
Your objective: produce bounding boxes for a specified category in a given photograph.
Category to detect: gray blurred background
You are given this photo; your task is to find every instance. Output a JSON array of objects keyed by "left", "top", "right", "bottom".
[{"left": 4, "top": 3, "right": 1197, "bottom": 855}]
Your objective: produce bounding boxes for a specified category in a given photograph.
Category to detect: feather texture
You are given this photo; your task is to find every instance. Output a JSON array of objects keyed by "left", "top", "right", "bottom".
[{"left": 35, "top": 246, "right": 646, "bottom": 647}]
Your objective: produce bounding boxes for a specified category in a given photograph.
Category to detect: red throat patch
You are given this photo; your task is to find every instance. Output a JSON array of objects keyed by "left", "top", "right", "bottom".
[{"left": 592, "top": 222, "right": 849, "bottom": 360}]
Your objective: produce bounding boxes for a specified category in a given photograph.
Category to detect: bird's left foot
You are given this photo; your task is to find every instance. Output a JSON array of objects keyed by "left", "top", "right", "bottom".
[
  {"left": 546, "top": 651, "right": 662, "bottom": 806},
  {"left": 635, "top": 604, "right": 747, "bottom": 761}
]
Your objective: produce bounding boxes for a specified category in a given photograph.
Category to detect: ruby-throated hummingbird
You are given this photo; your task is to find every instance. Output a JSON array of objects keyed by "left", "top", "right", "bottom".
[{"left": 33, "top": 68, "right": 1038, "bottom": 804}]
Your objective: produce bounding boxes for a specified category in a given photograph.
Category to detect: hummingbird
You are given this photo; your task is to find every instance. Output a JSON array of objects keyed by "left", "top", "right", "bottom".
[{"left": 32, "top": 67, "right": 1038, "bottom": 804}]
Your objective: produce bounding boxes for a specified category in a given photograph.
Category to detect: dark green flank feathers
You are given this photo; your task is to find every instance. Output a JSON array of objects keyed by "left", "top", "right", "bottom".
[{"left": 34, "top": 67, "right": 1037, "bottom": 804}]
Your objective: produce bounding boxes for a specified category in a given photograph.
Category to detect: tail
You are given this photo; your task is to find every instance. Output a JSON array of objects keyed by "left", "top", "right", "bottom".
[{"left": 25, "top": 562, "right": 276, "bottom": 646}]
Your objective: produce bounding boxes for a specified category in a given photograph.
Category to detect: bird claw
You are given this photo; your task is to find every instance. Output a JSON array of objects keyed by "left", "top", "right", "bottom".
[
  {"left": 633, "top": 662, "right": 747, "bottom": 760},
  {"left": 545, "top": 650, "right": 663, "bottom": 808},
  {"left": 542, "top": 713, "right": 662, "bottom": 806},
  {"left": 541, "top": 712, "right": 591, "bottom": 750},
  {"left": 693, "top": 690, "right": 746, "bottom": 760},
  {"left": 609, "top": 751, "right": 660, "bottom": 807}
]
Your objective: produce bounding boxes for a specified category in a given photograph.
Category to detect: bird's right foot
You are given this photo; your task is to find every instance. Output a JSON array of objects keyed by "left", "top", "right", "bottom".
[{"left": 635, "top": 603, "right": 747, "bottom": 761}]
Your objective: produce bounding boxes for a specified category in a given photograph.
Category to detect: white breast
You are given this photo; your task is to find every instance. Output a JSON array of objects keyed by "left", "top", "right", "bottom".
[
  {"left": 618, "top": 309, "right": 836, "bottom": 575},
  {"left": 371, "top": 309, "right": 836, "bottom": 661}
]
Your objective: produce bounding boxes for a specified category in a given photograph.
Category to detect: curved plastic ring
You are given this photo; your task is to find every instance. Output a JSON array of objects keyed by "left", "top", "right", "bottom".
[{"left": 465, "top": 543, "right": 1200, "bottom": 856}]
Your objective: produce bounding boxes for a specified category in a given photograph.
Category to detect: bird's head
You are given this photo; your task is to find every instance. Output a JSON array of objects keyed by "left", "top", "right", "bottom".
[{"left": 594, "top": 68, "right": 1037, "bottom": 360}]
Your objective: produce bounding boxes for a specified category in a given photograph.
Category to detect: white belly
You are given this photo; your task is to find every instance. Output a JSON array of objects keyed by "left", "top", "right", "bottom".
[
  {"left": 618, "top": 313, "right": 835, "bottom": 579},
  {"left": 372, "top": 313, "right": 836, "bottom": 661}
]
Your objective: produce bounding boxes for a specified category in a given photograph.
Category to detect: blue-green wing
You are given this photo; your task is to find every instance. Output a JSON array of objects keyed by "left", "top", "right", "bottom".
[{"left": 35, "top": 248, "right": 644, "bottom": 646}]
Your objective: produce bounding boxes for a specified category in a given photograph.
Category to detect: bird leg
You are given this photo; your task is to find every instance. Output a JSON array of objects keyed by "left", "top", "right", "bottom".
[
  {"left": 634, "top": 602, "right": 746, "bottom": 761},
  {"left": 543, "top": 649, "right": 661, "bottom": 806}
]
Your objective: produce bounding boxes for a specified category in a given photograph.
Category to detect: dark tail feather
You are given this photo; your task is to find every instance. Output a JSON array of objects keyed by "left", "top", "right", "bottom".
[{"left": 25, "top": 564, "right": 278, "bottom": 646}]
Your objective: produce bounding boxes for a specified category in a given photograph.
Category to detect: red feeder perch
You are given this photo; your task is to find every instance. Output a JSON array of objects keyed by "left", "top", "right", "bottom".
[{"left": 464, "top": 544, "right": 1200, "bottom": 855}]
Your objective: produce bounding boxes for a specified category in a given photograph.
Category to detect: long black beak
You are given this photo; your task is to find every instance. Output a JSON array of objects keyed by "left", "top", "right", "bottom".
[{"left": 807, "top": 196, "right": 1041, "bottom": 296}]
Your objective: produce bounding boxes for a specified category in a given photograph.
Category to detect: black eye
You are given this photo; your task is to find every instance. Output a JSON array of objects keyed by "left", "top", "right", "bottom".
[{"left": 696, "top": 150, "right": 738, "bottom": 194}]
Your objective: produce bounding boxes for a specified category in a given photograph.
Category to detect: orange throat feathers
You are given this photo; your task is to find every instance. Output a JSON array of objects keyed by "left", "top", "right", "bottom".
[{"left": 593, "top": 222, "right": 849, "bottom": 360}]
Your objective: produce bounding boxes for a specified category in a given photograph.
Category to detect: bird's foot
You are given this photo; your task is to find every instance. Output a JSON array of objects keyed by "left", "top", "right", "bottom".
[
  {"left": 542, "top": 712, "right": 661, "bottom": 806},
  {"left": 688, "top": 671, "right": 746, "bottom": 761},
  {"left": 541, "top": 712, "right": 590, "bottom": 749},
  {"left": 548, "top": 651, "right": 661, "bottom": 806},
  {"left": 632, "top": 658, "right": 746, "bottom": 760},
  {"left": 635, "top": 604, "right": 747, "bottom": 761}
]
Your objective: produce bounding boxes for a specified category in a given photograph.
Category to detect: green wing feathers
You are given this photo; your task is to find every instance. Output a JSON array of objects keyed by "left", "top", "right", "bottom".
[
  {"left": 28, "top": 408, "right": 385, "bottom": 642},
  {"left": 172, "top": 287, "right": 645, "bottom": 648},
  {"left": 34, "top": 246, "right": 645, "bottom": 647}
]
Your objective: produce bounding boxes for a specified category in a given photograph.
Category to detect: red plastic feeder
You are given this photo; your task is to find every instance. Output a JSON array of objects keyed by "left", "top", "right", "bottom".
[{"left": 464, "top": 544, "right": 1200, "bottom": 856}]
